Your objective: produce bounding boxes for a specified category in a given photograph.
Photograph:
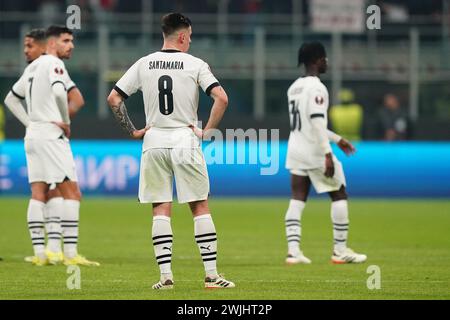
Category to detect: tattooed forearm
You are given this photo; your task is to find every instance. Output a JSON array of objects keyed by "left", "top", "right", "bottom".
[{"left": 111, "top": 100, "right": 136, "bottom": 136}]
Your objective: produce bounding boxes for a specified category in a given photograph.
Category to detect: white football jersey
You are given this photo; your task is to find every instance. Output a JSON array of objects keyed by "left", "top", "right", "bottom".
[
  {"left": 11, "top": 54, "right": 75, "bottom": 140},
  {"left": 285, "top": 76, "right": 332, "bottom": 169},
  {"left": 114, "top": 49, "right": 219, "bottom": 149}
]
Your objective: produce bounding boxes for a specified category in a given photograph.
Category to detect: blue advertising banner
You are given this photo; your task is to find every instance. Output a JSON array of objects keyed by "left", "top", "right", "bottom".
[{"left": 1, "top": 140, "right": 449, "bottom": 198}]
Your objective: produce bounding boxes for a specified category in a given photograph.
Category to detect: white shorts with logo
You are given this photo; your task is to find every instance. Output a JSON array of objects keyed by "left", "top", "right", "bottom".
[
  {"left": 290, "top": 159, "right": 346, "bottom": 194},
  {"left": 24, "top": 138, "right": 78, "bottom": 184},
  {"left": 138, "top": 148, "right": 209, "bottom": 204}
]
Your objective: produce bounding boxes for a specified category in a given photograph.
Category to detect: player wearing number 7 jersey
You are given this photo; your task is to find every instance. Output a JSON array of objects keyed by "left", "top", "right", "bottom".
[
  {"left": 4, "top": 26, "right": 99, "bottom": 267},
  {"left": 107, "top": 13, "right": 234, "bottom": 290},
  {"left": 284, "top": 42, "right": 367, "bottom": 265}
]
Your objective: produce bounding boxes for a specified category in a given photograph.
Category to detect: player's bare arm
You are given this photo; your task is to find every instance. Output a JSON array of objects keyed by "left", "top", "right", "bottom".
[
  {"left": 107, "top": 89, "right": 147, "bottom": 139},
  {"left": 199, "top": 86, "right": 228, "bottom": 139},
  {"left": 68, "top": 87, "right": 85, "bottom": 118}
]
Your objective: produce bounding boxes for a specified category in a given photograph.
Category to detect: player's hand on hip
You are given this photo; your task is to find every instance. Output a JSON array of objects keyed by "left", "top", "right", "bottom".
[
  {"left": 337, "top": 138, "right": 356, "bottom": 156},
  {"left": 189, "top": 125, "right": 203, "bottom": 139},
  {"left": 324, "top": 153, "right": 335, "bottom": 178},
  {"left": 131, "top": 127, "right": 149, "bottom": 140},
  {"left": 52, "top": 122, "right": 71, "bottom": 139}
]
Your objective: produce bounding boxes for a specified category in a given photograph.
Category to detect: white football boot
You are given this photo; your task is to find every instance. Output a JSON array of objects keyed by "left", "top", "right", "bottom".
[
  {"left": 286, "top": 251, "right": 312, "bottom": 265},
  {"left": 331, "top": 247, "right": 367, "bottom": 264}
]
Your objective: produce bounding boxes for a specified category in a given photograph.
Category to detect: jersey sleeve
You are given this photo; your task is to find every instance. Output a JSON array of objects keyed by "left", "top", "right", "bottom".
[
  {"left": 198, "top": 61, "right": 220, "bottom": 96},
  {"left": 306, "top": 85, "right": 329, "bottom": 120},
  {"left": 48, "top": 59, "right": 70, "bottom": 90},
  {"left": 308, "top": 86, "right": 332, "bottom": 154},
  {"left": 114, "top": 59, "right": 141, "bottom": 99},
  {"left": 11, "top": 73, "right": 27, "bottom": 100},
  {"left": 63, "top": 68, "right": 76, "bottom": 92}
]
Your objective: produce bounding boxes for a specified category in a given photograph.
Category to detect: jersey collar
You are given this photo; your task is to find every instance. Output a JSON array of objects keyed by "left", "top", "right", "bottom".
[{"left": 160, "top": 49, "right": 182, "bottom": 53}]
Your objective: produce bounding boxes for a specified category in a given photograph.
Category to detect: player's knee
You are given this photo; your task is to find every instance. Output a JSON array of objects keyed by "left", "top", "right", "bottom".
[
  {"left": 69, "top": 187, "right": 82, "bottom": 201},
  {"left": 74, "top": 189, "right": 82, "bottom": 201},
  {"left": 291, "top": 183, "right": 301, "bottom": 195},
  {"left": 189, "top": 199, "right": 209, "bottom": 215},
  {"left": 63, "top": 188, "right": 82, "bottom": 201},
  {"left": 152, "top": 202, "right": 171, "bottom": 216},
  {"left": 329, "top": 186, "right": 348, "bottom": 201},
  {"left": 291, "top": 184, "right": 308, "bottom": 201},
  {"left": 47, "top": 188, "right": 61, "bottom": 200},
  {"left": 58, "top": 181, "right": 82, "bottom": 201},
  {"left": 31, "top": 191, "right": 47, "bottom": 203},
  {"left": 292, "top": 190, "right": 308, "bottom": 202}
]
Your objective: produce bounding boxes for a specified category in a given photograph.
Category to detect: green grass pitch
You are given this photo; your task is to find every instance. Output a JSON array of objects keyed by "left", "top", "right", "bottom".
[{"left": 0, "top": 197, "right": 449, "bottom": 300}]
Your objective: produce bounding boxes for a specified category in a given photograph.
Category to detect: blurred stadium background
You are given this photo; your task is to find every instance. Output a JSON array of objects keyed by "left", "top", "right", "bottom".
[{"left": 1, "top": 0, "right": 449, "bottom": 198}]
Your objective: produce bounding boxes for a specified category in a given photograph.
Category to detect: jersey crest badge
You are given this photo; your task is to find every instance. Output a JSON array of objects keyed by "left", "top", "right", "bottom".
[
  {"left": 315, "top": 96, "right": 324, "bottom": 105},
  {"left": 54, "top": 67, "right": 64, "bottom": 75}
]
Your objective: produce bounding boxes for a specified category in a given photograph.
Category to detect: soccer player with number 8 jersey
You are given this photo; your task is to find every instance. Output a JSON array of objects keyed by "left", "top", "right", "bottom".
[{"left": 107, "top": 13, "right": 235, "bottom": 290}]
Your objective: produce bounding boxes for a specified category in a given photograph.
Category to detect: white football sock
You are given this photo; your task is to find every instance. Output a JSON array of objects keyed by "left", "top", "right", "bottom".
[
  {"left": 194, "top": 214, "right": 218, "bottom": 278},
  {"left": 62, "top": 199, "right": 80, "bottom": 259},
  {"left": 331, "top": 200, "right": 349, "bottom": 252},
  {"left": 285, "top": 199, "right": 305, "bottom": 256},
  {"left": 27, "top": 199, "right": 46, "bottom": 260},
  {"left": 152, "top": 215, "right": 173, "bottom": 281},
  {"left": 45, "top": 197, "right": 63, "bottom": 253}
]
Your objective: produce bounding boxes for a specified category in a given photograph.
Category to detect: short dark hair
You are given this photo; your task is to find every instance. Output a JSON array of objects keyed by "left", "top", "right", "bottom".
[
  {"left": 161, "top": 13, "right": 191, "bottom": 36},
  {"left": 298, "top": 41, "right": 326, "bottom": 67},
  {"left": 25, "top": 28, "right": 46, "bottom": 42},
  {"left": 45, "top": 25, "right": 73, "bottom": 38}
]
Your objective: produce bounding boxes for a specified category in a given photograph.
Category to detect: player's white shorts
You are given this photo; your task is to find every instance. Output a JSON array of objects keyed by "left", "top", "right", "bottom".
[
  {"left": 290, "top": 160, "right": 346, "bottom": 194},
  {"left": 138, "top": 148, "right": 209, "bottom": 204},
  {"left": 24, "top": 138, "right": 78, "bottom": 184}
]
